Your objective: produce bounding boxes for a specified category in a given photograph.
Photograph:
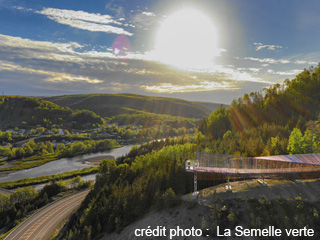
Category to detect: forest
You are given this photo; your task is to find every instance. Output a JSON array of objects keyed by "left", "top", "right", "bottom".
[
  {"left": 1, "top": 64, "right": 320, "bottom": 239},
  {"left": 0, "top": 138, "right": 118, "bottom": 171},
  {"left": 43, "top": 93, "right": 211, "bottom": 119},
  {"left": 57, "top": 63, "right": 320, "bottom": 239},
  {"left": 197, "top": 64, "right": 320, "bottom": 156},
  {"left": 108, "top": 111, "right": 200, "bottom": 129},
  {"left": 0, "top": 96, "right": 104, "bottom": 128},
  {"left": 0, "top": 177, "right": 91, "bottom": 236}
]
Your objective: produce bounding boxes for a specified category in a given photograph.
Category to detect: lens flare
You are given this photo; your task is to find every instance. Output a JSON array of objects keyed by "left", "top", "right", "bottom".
[{"left": 112, "top": 35, "right": 131, "bottom": 58}]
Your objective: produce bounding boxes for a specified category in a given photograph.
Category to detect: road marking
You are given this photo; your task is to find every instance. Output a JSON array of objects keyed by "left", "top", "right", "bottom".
[
  {"left": 4, "top": 190, "right": 89, "bottom": 240},
  {"left": 22, "top": 194, "right": 86, "bottom": 240}
]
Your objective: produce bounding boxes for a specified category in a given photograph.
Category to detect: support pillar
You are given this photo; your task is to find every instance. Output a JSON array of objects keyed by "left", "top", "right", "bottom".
[
  {"left": 226, "top": 177, "right": 232, "bottom": 192},
  {"left": 194, "top": 172, "right": 197, "bottom": 193}
]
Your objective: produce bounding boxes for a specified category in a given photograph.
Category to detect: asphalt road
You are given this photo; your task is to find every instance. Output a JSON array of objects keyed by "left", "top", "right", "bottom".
[{"left": 4, "top": 189, "right": 90, "bottom": 240}]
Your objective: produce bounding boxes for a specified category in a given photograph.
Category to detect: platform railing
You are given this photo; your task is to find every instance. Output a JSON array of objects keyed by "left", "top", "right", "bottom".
[{"left": 185, "top": 155, "right": 320, "bottom": 176}]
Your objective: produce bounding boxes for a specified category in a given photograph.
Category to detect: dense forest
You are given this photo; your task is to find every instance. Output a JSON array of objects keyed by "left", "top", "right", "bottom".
[
  {"left": 0, "top": 178, "right": 91, "bottom": 235},
  {"left": 44, "top": 93, "right": 211, "bottom": 119},
  {"left": 197, "top": 64, "right": 320, "bottom": 156},
  {"left": 0, "top": 138, "right": 118, "bottom": 171},
  {"left": 0, "top": 95, "right": 211, "bottom": 142},
  {"left": 58, "top": 63, "right": 320, "bottom": 239},
  {"left": 0, "top": 96, "right": 104, "bottom": 128},
  {"left": 108, "top": 111, "right": 200, "bottom": 129},
  {"left": 192, "top": 101, "right": 229, "bottom": 112},
  {"left": 60, "top": 138, "right": 195, "bottom": 239}
]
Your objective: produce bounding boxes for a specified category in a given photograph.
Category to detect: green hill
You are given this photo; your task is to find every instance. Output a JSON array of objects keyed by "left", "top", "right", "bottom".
[
  {"left": 197, "top": 63, "right": 320, "bottom": 157},
  {"left": 192, "top": 101, "right": 230, "bottom": 112},
  {"left": 43, "top": 93, "right": 211, "bottom": 119},
  {"left": 200, "top": 64, "right": 320, "bottom": 139},
  {"left": 109, "top": 111, "right": 201, "bottom": 128},
  {"left": 57, "top": 64, "right": 320, "bottom": 240},
  {"left": 0, "top": 96, "right": 103, "bottom": 128}
]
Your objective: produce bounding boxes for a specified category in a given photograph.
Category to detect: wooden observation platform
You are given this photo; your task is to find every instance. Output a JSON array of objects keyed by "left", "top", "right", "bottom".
[{"left": 186, "top": 152, "right": 320, "bottom": 193}]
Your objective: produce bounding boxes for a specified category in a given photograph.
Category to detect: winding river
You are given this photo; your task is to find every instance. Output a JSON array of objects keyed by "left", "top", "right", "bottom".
[{"left": 0, "top": 145, "right": 134, "bottom": 183}]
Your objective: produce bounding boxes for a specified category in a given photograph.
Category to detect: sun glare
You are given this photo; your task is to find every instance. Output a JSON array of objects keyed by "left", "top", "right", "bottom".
[{"left": 154, "top": 8, "right": 219, "bottom": 71}]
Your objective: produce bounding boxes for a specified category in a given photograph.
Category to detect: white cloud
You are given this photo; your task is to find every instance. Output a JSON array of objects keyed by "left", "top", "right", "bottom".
[
  {"left": 242, "top": 56, "right": 318, "bottom": 68},
  {"left": 205, "top": 65, "right": 270, "bottom": 84},
  {"left": 244, "top": 57, "right": 290, "bottom": 64},
  {"left": 238, "top": 67, "right": 262, "bottom": 73},
  {"left": 267, "top": 69, "right": 302, "bottom": 76},
  {"left": 142, "top": 11, "right": 156, "bottom": 17},
  {"left": 36, "top": 8, "right": 133, "bottom": 36},
  {"left": 0, "top": 34, "right": 272, "bottom": 95},
  {"left": 294, "top": 60, "right": 318, "bottom": 65},
  {"left": 12, "top": 6, "right": 33, "bottom": 11},
  {"left": 0, "top": 61, "right": 102, "bottom": 84},
  {"left": 248, "top": 68, "right": 262, "bottom": 73},
  {"left": 254, "top": 42, "right": 283, "bottom": 51},
  {"left": 141, "top": 81, "right": 238, "bottom": 93},
  {"left": 294, "top": 60, "right": 307, "bottom": 64},
  {"left": 131, "top": 10, "right": 158, "bottom": 29},
  {"left": 105, "top": 1, "right": 125, "bottom": 18},
  {"left": 0, "top": 34, "right": 83, "bottom": 59}
]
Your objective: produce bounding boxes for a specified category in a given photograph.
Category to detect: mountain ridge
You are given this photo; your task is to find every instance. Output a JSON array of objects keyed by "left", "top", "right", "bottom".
[{"left": 43, "top": 93, "right": 216, "bottom": 119}]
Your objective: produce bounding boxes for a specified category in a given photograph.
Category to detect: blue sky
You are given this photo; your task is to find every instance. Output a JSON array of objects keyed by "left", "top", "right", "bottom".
[{"left": 0, "top": 0, "right": 319, "bottom": 104}]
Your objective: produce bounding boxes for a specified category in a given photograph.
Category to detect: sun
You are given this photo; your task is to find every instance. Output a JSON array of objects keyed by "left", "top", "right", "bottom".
[{"left": 154, "top": 8, "right": 219, "bottom": 71}]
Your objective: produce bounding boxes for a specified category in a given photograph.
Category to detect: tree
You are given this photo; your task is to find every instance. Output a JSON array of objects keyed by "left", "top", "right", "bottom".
[
  {"left": 195, "top": 132, "right": 206, "bottom": 146},
  {"left": 51, "top": 128, "right": 59, "bottom": 134},
  {"left": 10, "top": 186, "right": 37, "bottom": 204},
  {"left": 0, "top": 131, "right": 12, "bottom": 142},
  {"left": 45, "top": 141, "right": 54, "bottom": 154},
  {"left": 223, "top": 130, "right": 232, "bottom": 140},
  {"left": 23, "top": 144, "right": 33, "bottom": 155},
  {"left": 161, "top": 188, "right": 180, "bottom": 208},
  {"left": 55, "top": 143, "right": 66, "bottom": 155},
  {"left": 69, "top": 176, "right": 81, "bottom": 188},
  {"left": 0, "top": 193, "right": 10, "bottom": 211},
  {"left": 302, "top": 129, "right": 313, "bottom": 153},
  {"left": 0, "top": 147, "right": 13, "bottom": 159},
  {"left": 37, "top": 127, "right": 46, "bottom": 134},
  {"left": 287, "top": 128, "right": 303, "bottom": 154},
  {"left": 64, "top": 129, "right": 70, "bottom": 135},
  {"left": 207, "top": 106, "right": 232, "bottom": 139},
  {"left": 26, "top": 139, "right": 37, "bottom": 151}
]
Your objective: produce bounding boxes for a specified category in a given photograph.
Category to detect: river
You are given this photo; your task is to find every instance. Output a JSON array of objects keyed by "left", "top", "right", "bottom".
[{"left": 0, "top": 145, "right": 134, "bottom": 183}]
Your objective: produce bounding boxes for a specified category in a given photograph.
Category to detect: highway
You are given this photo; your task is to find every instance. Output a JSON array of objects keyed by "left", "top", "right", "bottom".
[{"left": 4, "top": 189, "right": 90, "bottom": 240}]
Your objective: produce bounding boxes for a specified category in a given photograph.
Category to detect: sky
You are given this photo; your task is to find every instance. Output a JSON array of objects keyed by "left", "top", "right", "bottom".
[{"left": 0, "top": 0, "right": 319, "bottom": 104}]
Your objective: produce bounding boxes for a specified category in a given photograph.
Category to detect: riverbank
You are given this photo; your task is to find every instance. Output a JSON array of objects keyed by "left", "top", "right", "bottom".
[
  {"left": 0, "top": 145, "right": 134, "bottom": 183},
  {"left": 0, "top": 167, "right": 98, "bottom": 189}
]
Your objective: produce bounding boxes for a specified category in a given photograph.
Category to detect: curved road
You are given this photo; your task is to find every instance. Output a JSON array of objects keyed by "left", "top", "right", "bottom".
[{"left": 4, "top": 190, "right": 90, "bottom": 240}]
